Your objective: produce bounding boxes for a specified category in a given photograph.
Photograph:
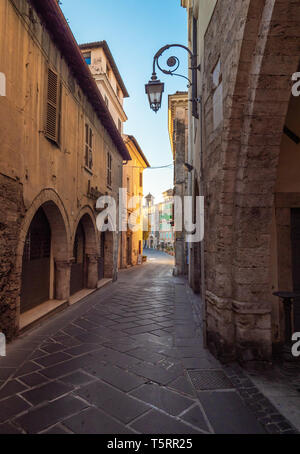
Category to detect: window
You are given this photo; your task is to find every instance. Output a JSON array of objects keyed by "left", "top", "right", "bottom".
[
  {"left": 83, "top": 52, "right": 91, "bottom": 65},
  {"left": 85, "top": 123, "right": 93, "bottom": 170},
  {"left": 118, "top": 119, "right": 122, "bottom": 133},
  {"left": 139, "top": 172, "right": 143, "bottom": 187},
  {"left": 107, "top": 152, "right": 112, "bottom": 187},
  {"left": 45, "top": 68, "right": 61, "bottom": 144}
]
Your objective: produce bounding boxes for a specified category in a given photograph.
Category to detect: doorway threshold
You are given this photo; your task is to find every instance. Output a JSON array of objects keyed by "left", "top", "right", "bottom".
[
  {"left": 69, "top": 288, "right": 95, "bottom": 306},
  {"left": 97, "top": 278, "right": 112, "bottom": 289},
  {"left": 20, "top": 299, "right": 68, "bottom": 333}
]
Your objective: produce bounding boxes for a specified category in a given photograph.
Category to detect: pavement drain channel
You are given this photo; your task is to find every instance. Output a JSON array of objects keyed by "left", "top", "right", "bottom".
[{"left": 188, "top": 370, "right": 234, "bottom": 391}]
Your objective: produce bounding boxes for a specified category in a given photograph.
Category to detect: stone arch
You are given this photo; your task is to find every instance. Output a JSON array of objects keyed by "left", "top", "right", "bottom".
[
  {"left": 72, "top": 206, "right": 98, "bottom": 256},
  {"left": 205, "top": 0, "right": 300, "bottom": 362},
  {"left": 71, "top": 207, "right": 99, "bottom": 291},
  {"left": 230, "top": 0, "right": 300, "bottom": 361},
  {"left": 17, "top": 189, "right": 71, "bottom": 263},
  {"left": 15, "top": 189, "right": 70, "bottom": 327}
]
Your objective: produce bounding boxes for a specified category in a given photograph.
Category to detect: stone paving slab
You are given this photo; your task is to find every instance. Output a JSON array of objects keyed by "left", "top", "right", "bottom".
[
  {"left": 0, "top": 250, "right": 297, "bottom": 434},
  {"left": 197, "top": 391, "right": 266, "bottom": 434}
]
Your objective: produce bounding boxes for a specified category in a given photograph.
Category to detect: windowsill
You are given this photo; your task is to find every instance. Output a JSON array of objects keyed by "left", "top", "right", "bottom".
[{"left": 84, "top": 166, "right": 93, "bottom": 175}]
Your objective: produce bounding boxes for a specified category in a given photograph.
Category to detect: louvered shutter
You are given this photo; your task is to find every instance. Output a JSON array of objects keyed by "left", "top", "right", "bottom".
[
  {"left": 46, "top": 68, "right": 59, "bottom": 142},
  {"left": 85, "top": 124, "right": 89, "bottom": 167}
]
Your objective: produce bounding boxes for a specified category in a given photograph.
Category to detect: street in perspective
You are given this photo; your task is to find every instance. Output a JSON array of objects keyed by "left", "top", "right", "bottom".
[{"left": 0, "top": 0, "right": 300, "bottom": 439}]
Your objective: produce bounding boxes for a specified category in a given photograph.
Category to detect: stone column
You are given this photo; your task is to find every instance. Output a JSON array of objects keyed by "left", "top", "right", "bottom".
[
  {"left": 55, "top": 260, "right": 72, "bottom": 301},
  {"left": 174, "top": 118, "right": 187, "bottom": 276},
  {"left": 87, "top": 253, "right": 99, "bottom": 289},
  {"left": 233, "top": 301, "right": 272, "bottom": 363},
  {"left": 104, "top": 232, "right": 114, "bottom": 279}
]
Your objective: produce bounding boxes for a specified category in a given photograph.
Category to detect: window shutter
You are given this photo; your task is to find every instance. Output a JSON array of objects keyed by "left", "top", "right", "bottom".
[
  {"left": 85, "top": 124, "right": 89, "bottom": 167},
  {"left": 46, "top": 68, "right": 59, "bottom": 142},
  {"left": 89, "top": 128, "right": 93, "bottom": 169},
  {"left": 84, "top": 124, "right": 93, "bottom": 170}
]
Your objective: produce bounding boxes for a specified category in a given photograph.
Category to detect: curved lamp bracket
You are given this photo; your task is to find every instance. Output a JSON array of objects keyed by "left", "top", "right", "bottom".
[
  {"left": 153, "top": 44, "right": 196, "bottom": 87},
  {"left": 148, "top": 44, "right": 201, "bottom": 118}
]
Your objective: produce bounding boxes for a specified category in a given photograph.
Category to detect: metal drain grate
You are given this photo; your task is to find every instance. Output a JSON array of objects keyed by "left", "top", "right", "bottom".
[{"left": 188, "top": 369, "right": 234, "bottom": 390}]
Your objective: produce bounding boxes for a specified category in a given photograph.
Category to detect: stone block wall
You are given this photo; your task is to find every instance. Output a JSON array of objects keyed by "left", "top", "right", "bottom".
[
  {"left": 0, "top": 175, "right": 24, "bottom": 340},
  {"left": 199, "top": 0, "right": 300, "bottom": 363}
]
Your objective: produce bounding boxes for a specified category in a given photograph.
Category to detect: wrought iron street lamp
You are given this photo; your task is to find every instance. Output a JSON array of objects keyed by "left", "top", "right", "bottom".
[
  {"left": 145, "top": 77, "right": 165, "bottom": 113},
  {"left": 145, "top": 44, "right": 201, "bottom": 117}
]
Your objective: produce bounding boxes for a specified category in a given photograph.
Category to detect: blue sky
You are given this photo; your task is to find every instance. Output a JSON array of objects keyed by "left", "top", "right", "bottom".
[{"left": 60, "top": 0, "right": 188, "bottom": 202}]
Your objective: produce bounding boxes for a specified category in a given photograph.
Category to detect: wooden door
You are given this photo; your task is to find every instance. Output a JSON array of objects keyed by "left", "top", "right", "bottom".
[
  {"left": 291, "top": 208, "right": 300, "bottom": 331},
  {"left": 98, "top": 232, "right": 105, "bottom": 280},
  {"left": 126, "top": 235, "right": 131, "bottom": 265},
  {"left": 21, "top": 208, "right": 51, "bottom": 313},
  {"left": 70, "top": 222, "right": 85, "bottom": 295}
]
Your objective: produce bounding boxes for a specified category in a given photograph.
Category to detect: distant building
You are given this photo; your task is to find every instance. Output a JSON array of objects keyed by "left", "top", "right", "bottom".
[
  {"left": 143, "top": 194, "right": 158, "bottom": 249},
  {"left": 143, "top": 190, "right": 175, "bottom": 253},
  {"left": 158, "top": 190, "right": 175, "bottom": 252},
  {"left": 79, "top": 41, "right": 129, "bottom": 133}
]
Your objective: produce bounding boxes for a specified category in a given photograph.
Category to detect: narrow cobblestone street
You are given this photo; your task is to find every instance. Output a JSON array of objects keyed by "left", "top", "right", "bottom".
[{"left": 0, "top": 251, "right": 296, "bottom": 434}]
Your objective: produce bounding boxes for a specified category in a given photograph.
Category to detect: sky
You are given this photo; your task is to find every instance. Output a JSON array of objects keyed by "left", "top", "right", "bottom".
[{"left": 60, "top": 0, "right": 188, "bottom": 203}]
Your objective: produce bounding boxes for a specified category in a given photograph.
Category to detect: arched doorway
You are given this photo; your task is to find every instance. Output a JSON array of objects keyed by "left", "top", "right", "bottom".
[
  {"left": 70, "top": 221, "right": 86, "bottom": 295},
  {"left": 21, "top": 207, "right": 51, "bottom": 313},
  {"left": 71, "top": 211, "right": 99, "bottom": 294},
  {"left": 272, "top": 87, "right": 300, "bottom": 338},
  {"left": 203, "top": 0, "right": 300, "bottom": 361}
]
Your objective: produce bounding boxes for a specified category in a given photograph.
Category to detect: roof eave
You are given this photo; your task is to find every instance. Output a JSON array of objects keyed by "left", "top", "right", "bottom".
[
  {"left": 125, "top": 135, "right": 151, "bottom": 168},
  {"left": 29, "top": 0, "right": 131, "bottom": 161}
]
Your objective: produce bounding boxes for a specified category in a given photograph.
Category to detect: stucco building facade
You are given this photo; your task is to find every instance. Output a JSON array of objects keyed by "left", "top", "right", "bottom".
[
  {"left": 0, "top": 0, "right": 130, "bottom": 340},
  {"left": 181, "top": 0, "right": 300, "bottom": 363},
  {"left": 121, "top": 135, "right": 150, "bottom": 267}
]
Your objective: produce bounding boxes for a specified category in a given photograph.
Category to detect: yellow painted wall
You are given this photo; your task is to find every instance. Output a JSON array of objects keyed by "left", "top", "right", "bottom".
[{"left": 120, "top": 138, "right": 147, "bottom": 267}]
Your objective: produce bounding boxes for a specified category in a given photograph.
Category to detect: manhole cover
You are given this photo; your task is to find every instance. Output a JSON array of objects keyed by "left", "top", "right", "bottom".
[{"left": 188, "top": 370, "right": 234, "bottom": 390}]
